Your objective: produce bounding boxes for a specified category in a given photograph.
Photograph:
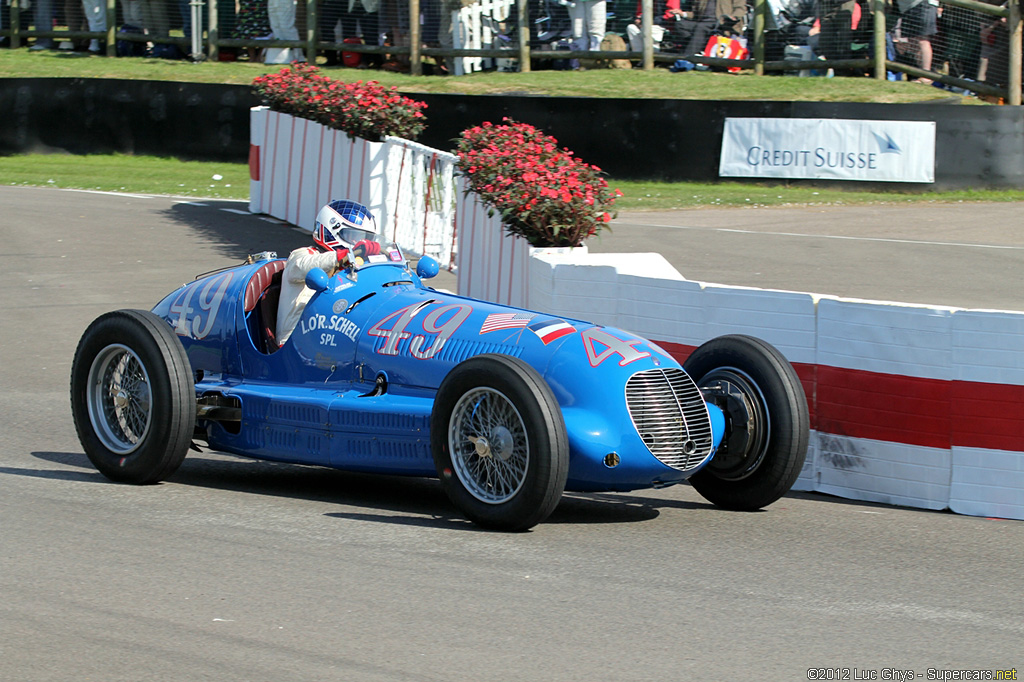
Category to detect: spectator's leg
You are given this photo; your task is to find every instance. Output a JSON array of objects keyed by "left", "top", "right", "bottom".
[
  {"left": 438, "top": 0, "right": 458, "bottom": 72},
  {"left": 568, "top": 0, "right": 586, "bottom": 51},
  {"left": 682, "top": 18, "right": 715, "bottom": 56},
  {"left": 917, "top": 36, "right": 932, "bottom": 71},
  {"left": 140, "top": 0, "right": 169, "bottom": 37},
  {"left": 586, "top": 0, "right": 606, "bottom": 50},
  {"left": 266, "top": 0, "right": 305, "bottom": 61},
  {"left": 31, "top": 0, "right": 56, "bottom": 49},
  {"left": 81, "top": 0, "right": 106, "bottom": 51},
  {"left": 62, "top": 0, "right": 84, "bottom": 49},
  {"left": 820, "top": 9, "right": 852, "bottom": 61},
  {"left": 626, "top": 22, "right": 641, "bottom": 51},
  {"left": 320, "top": 0, "right": 342, "bottom": 64}
]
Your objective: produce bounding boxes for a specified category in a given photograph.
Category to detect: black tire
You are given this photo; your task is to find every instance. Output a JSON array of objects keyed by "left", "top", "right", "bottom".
[
  {"left": 683, "top": 334, "right": 809, "bottom": 510},
  {"left": 70, "top": 310, "right": 196, "bottom": 484},
  {"left": 431, "top": 354, "right": 569, "bottom": 531}
]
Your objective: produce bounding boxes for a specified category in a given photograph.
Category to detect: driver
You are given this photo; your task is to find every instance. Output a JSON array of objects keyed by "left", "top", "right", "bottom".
[{"left": 276, "top": 199, "right": 382, "bottom": 346}]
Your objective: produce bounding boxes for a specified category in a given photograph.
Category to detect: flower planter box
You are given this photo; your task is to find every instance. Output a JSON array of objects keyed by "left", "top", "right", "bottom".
[
  {"left": 249, "top": 106, "right": 388, "bottom": 233},
  {"left": 248, "top": 107, "right": 459, "bottom": 267},
  {"left": 455, "top": 177, "right": 586, "bottom": 309}
]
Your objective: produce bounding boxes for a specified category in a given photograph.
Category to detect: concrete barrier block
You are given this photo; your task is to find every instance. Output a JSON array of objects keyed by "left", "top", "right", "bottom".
[
  {"left": 697, "top": 284, "right": 818, "bottom": 363},
  {"left": 249, "top": 106, "right": 267, "bottom": 214},
  {"left": 616, "top": 275, "right": 707, "bottom": 346},
  {"left": 818, "top": 297, "right": 955, "bottom": 378},
  {"left": 816, "top": 434, "right": 951, "bottom": 509},
  {"left": 950, "top": 447, "right": 1024, "bottom": 520},
  {"left": 952, "top": 309, "right": 1024, "bottom": 384},
  {"left": 790, "top": 430, "right": 821, "bottom": 491}
]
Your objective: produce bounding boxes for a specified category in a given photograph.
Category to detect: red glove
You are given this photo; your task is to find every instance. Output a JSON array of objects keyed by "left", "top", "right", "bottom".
[
  {"left": 352, "top": 240, "right": 381, "bottom": 259},
  {"left": 335, "top": 240, "right": 381, "bottom": 264}
]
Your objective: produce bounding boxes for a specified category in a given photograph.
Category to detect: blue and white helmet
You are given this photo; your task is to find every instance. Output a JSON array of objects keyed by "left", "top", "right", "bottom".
[{"left": 313, "top": 199, "right": 379, "bottom": 251}]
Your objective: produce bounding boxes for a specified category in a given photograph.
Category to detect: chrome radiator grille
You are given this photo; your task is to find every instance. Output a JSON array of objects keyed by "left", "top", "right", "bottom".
[{"left": 625, "top": 368, "right": 713, "bottom": 471}]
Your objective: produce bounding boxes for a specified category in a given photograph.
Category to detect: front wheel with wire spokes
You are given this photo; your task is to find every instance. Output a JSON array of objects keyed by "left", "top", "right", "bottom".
[
  {"left": 431, "top": 354, "right": 569, "bottom": 531},
  {"left": 70, "top": 310, "right": 196, "bottom": 484}
]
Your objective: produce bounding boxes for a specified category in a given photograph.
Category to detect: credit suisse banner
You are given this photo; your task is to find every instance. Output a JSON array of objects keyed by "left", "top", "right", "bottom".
[{"left": 719, "top": 117, "right": 936, "bottom": 183}]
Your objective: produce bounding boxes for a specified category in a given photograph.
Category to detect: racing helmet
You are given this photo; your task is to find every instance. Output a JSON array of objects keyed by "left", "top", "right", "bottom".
[{"left": 312, "top": 199, "right": 379, "bottom": 251}]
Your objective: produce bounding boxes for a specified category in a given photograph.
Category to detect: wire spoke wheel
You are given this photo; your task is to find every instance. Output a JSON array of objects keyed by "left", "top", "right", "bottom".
[
  {"left": 87, "top": 344, "right": 153, "bottom": 455},
  {"left": 71, "top": 310, "right": 196, "bottom": 484},
  {"left": 432, "top": 354, "right": 569, "bottom": 531},
  {"left": 449, "top": 387, "right": 529, "bottom": 504}
]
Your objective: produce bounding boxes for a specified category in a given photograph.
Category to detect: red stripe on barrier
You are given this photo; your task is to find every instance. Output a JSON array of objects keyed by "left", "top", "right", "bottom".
[
  {"left": 816, "top": 366, "right": 951, "bottom": 449},
  {"left": 295, "top": 119, "right": 308, "bottom": 227},
  {"left": 248, "top": 144, "right": 260, "bottom": 181},
  {"left": 327, "top": 129, "right": 337, "bottom": 204},
  {"left": 285, "top": 116, "right": 297, "bottom": 224},
  {"left": 497, "top": 227, "right": 506, "bottom": 304},
  {"left": 314, "top": 124, "right": 325, "bottom": 211},
  {"left": 951, "top": 380, "right": 1024, "bottom": 451},
  {"left": 347, "top": 136, "right": 356, "bottom": 199},
  {"left": 265, "top": 112, "right": 278, "bottom": 214},
  {"left": 358, "top": 137, "right": 366, "bottom": 202},
  {"left": 655, "top": 338, "right": 1024, "bottom": 452},
  {"left": 463, "top": 195, "right": 477, "bottom": 295}
]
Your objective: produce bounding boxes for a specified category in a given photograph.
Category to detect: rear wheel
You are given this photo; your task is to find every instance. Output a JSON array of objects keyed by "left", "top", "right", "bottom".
[
  {"left": 431, "top": 354, "right": 569, "bottom": 531},
  {"left": 70, "top": 310, "right": 196, "bottom": 484},
  {"left": 683, "top": 335, "right": 809, "bottom": 510}
]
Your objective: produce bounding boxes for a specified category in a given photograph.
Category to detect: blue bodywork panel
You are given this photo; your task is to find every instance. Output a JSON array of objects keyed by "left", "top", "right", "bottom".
[{"left": 151, "top": 254, "right": 723, "bottom": 493}]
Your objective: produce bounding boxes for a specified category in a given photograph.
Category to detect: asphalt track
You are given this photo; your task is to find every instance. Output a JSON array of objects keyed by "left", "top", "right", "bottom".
[{"left": 2, "top": 186, "right": 1022, "bottom": 682}]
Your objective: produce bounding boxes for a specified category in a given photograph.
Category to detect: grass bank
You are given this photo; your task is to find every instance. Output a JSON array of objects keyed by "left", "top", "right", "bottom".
[
  {"left": 6, "top": 153, "right": 1024, "bottom": 209},
  {"left": 0, "top": 49, "right": 983, "bottom": 104},
  {"left": 1, "top": 49, "right": 1013, "bottom": 208}
]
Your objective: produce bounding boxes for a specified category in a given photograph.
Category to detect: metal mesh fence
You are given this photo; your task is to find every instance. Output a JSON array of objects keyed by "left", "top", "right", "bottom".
[{"left": 1, "top": 0, "right": 1019, "bottom": 99}]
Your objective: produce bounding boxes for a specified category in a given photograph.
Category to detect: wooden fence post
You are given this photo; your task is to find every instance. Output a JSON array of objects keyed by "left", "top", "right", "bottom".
[{"left": 1010, "top": 0, "right": 1022, "bottom": 105}]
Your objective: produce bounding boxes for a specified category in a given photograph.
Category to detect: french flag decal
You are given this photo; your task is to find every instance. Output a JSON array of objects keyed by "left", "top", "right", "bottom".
[{"left": 528, "top": 319, "right": 576, "bottom": 345}]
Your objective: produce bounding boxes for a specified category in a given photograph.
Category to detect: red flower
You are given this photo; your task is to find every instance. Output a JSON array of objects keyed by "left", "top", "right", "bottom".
[
  {"left": 253, "top": 64, "right": 427, "bottom": 141},
  {"left": 456, "top": 119, "right": 618, "bottom": 248}
]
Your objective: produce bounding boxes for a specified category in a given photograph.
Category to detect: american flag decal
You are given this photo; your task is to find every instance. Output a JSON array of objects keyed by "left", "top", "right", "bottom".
[
  {"left": 528, "top": 319, "right": 577, "bottom": 345},
  {"left": 480, "top": 312, "right": 535, "bottom": 334}
]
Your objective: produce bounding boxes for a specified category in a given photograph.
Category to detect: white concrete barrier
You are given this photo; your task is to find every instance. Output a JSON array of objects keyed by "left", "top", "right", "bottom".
[
  {"left": 814, "top": 298, "right": 957, "bottom": 510},
  {"left": 508, "top": 249, "right": 1024, "bottom": 520},
  {"left": 949, "top": 309, "right": 1024, "bottom": 520}
]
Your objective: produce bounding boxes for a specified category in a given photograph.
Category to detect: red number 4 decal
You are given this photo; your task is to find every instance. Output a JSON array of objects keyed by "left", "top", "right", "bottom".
[{"left": 581, "top": 327, "right": 651, "bottom": 367}]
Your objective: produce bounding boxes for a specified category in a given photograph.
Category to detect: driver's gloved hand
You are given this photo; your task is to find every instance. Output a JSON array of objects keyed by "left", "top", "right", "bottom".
[{"left": 351, "top": 240, "right": 381, "bottom": 260}]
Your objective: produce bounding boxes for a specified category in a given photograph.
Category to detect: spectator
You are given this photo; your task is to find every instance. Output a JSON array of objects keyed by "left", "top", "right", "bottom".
[
  {"left": 319, "top": 0, "right": 344, "bottom": 64},
  {"left": 977, "top": 11, "right": 1008, "bottom": 85},
  {"left": 341, "top": 0, "right": 382, "bottom": 67},
  {"left": 142, "top": 0, "right": 169, "bottom": 37},
  {"left": 569, "top": 0, "right": 606, "bottom": 53},
  {"left": 59, "top": 0, "right": 85, "bottom": 50},
  {"left": 120, "top": 0, "right": 168, "bottom": 38},
  {"left": 814, "top": 0, "right": 859, "bottom": 61},
  {"left": 625, "top": 0, "right": 667, "bottom": 53},
  {"left": 776, "top": 0, "right": 817, "bottom": 46},
  {"left": 437, "top": 0, "right": 469, "bottom": 74},
  {"left": 29, "top": 0, "right": 55, "bottom": 50},
  {"left": 663, "top": 0, "right": 746, "bottom": 58},
  {"left": 266, "top": 0, "right": 306, "bottom": 63},
  {"left": 236, "top": 0, "right": 272, "bottom": 62},
  {"left": 380, "top": 0, "right": 409, "bottom": 72},
  {"left": 895, "top": 0, "right": 939, "bottom": 80},
  {"left": 81, "top": 0, "right": 106, "bottom": 52}
]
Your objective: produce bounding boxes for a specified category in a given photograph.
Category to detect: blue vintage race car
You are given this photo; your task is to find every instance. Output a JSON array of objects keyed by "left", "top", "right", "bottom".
[{"left": 71, "top": 248, "right": 808, "bottom": 530}]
